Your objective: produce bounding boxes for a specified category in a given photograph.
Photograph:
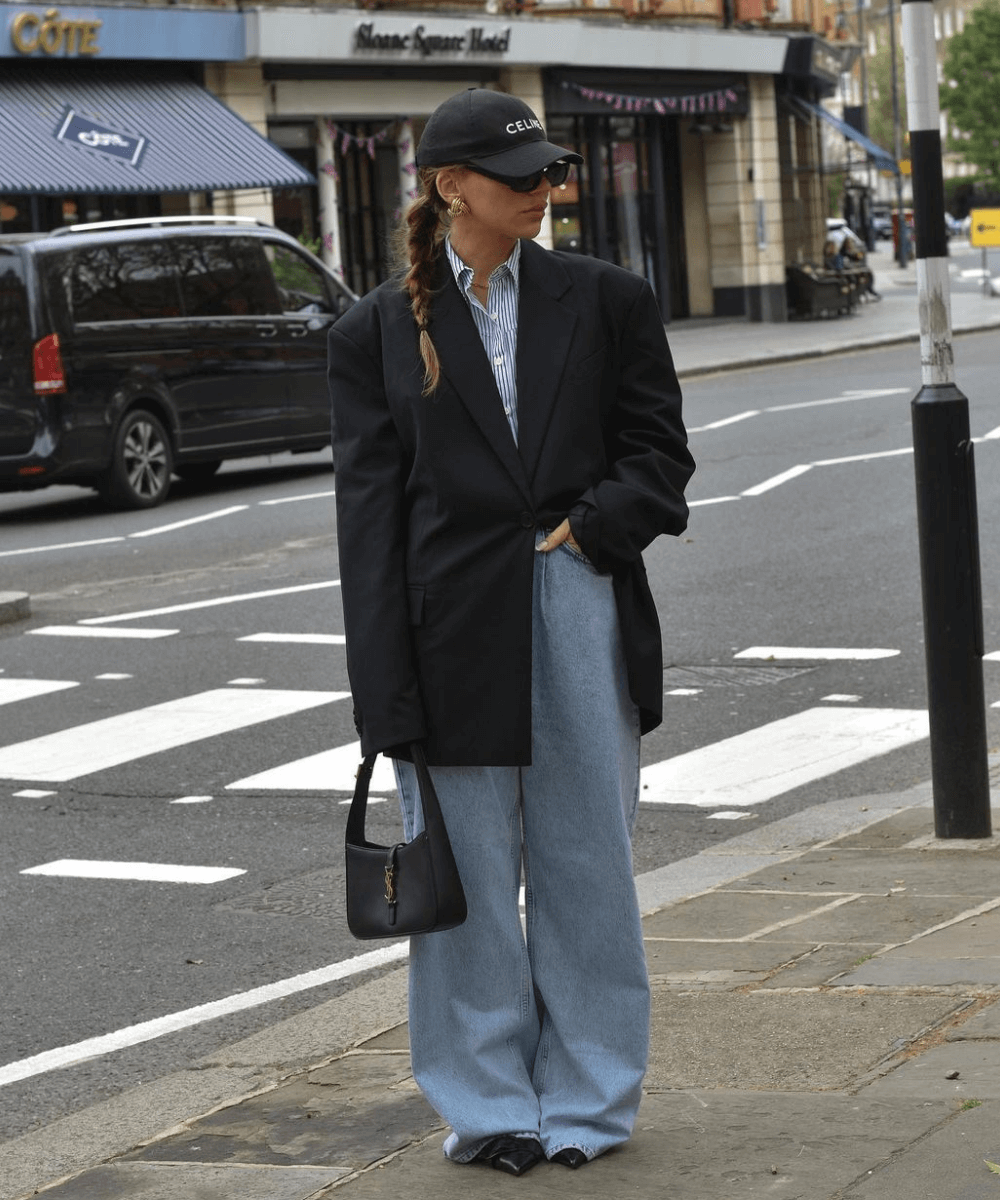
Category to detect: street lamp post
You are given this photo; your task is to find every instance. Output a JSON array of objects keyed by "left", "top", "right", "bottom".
[
  {"left": 888, "top": 0, "right": 911, "bottom": 265},
  {"left": 901, "top": 0, "right": 991, "bottom": 838}
]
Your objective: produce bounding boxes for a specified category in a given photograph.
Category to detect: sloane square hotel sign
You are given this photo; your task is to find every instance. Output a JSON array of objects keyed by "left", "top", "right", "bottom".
[{"left": 354, "top": 21, "right": 512, "bottom": 58}]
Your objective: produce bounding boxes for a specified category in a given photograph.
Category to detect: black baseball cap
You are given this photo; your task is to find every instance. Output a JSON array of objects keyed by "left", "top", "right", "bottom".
[{"left": 416, "top": 88, "right": 582, "bottom": 176}]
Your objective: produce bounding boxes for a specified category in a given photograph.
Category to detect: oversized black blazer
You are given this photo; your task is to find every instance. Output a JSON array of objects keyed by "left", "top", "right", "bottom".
[{"left": 327, "top": 238, "right": 694, "bottom": 765}]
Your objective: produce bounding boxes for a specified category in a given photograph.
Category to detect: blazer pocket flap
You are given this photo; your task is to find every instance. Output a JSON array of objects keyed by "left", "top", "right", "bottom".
[
  {"left": 566, "top": 342, "right": 609, "bottom": 381},
  {"left": 407, "top": 586, "right": 425, "bottom": 626}
]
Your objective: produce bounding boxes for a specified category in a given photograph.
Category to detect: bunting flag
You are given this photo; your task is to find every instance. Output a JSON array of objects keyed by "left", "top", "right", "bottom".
[
  {"left": 325, "top": 119, "right": 397, "bottom": 160},
  {"left": 561, "top": 80, "right": 747, "bottom": 116}
]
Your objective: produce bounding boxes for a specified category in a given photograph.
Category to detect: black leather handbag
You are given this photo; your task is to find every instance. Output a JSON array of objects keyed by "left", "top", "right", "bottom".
[{"left": 345, "top": 742, "right": 467, "bottom": 939}]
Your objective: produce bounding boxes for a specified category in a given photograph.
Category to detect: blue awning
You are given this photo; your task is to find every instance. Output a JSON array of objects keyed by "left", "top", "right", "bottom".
[
  {"left": 0, "top": 62, "right": 315, "bottom": 195},
  {"left": 794, "top": 97, "right": 898, "bottom": 174}
]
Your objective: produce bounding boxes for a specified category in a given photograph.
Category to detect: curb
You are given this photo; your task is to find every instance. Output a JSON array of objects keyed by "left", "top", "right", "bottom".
[
  {"left": 674, "top": 317, "right": 1000, "bottom": 381},
  {"left": 0, "top": 592, "right": 30, "bottom": 626}
]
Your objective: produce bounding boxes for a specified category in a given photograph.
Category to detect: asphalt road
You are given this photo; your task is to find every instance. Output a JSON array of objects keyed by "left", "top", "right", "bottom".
[{"left": 1, "top": 331, "right": 998, "bottom": 1143}]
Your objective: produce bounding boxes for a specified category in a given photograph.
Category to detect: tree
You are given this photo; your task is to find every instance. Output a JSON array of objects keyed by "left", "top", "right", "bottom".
[
  {"left": 867, "top": 35, "right": 908, "bottom": 162},
  {"left": 941, "top": 0, "right": 1000, "bottom": 188}
]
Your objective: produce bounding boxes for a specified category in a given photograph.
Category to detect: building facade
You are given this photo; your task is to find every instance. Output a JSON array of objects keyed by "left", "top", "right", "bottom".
[{"left": 1, "top": 0, "right": 850, "bottom": 320}]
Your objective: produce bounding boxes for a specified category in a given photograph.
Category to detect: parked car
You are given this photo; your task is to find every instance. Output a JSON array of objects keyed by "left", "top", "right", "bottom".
[
  {"left": 0, "top": 217, "right": 356, "bottom": 509},
  {"left": 870, "top": 207, "right": 893, "bottom": 240}
]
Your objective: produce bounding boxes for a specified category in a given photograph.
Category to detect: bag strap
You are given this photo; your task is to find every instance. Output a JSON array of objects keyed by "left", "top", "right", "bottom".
[
  {"left": 345, "top": 753, "right": 377, "bottom": 846},
  {"left": 346, "top": 744, "right": 444, "bottom": 845}
]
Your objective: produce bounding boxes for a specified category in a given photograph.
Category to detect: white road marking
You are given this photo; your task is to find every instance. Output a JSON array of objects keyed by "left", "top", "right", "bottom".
[
  {"left": 12, "top": 789, "right": 56, "bottom": 798},
  {"left": 0, "top": 688, "right": 349, "bottom": 782},
  {"left": 742, "top": 464, "right": 813, "bottom": 496},
  {"left": 227, "top": 678, "right": 266, "bottom": 686},
  {"left": 80, "top": 580, "right": 340, "bottom": 625},
  {"left": 822, "top": 694, "right": 863, "bottom": 702},
  {"left": 0, "top": 942, "right": 409, "bottom": 1089},
  {"left": 21, "top": 860, "right": 245, "bottom": 884},
  {"left": 95, "top": 673, "right": 133, "bottom": 680},
  {"left": 339, "top": 796, "right": 388, "bottom": 805},
  {"left": 706, "top": 811, "right": 754, "bottom": 821},
  {"left": 687, "top": 410, "right": 760, "bottom": 433},
  {"left": 766, "top": 388, "right": 909, "bottom": 412},
  {"left": 736, "top": 647, "right": 900, "bottom": 661},
  {"left": 688, "top": 496, "right": 740, "bottom": 507},
  {"left": 171, "top": 796, "right": 214, "bottom": 805},
  {"left": 0, "top": 678, "right": 78, "bottom": 705},
  {"left": 666, "top": 688, "right": 702, "bottom": 696},
  {"left": 986, "top": 651, "right": 1000, "bottom": 662},
  {"left": 982, "top": 425, "right": 1000, "bottom": 441},
  {"left": 238, "top": 633, "right": 346, "bottom": 645},
  {"left": 813, "top": 447, "right": 913, "bottom": 467},
  {"left": 127, "top": 506, "right": 248, "bottom": 539},
  {"left": 228, "top": 740, "right": 396, "bottom": 793},
  {"left": 259, "top": 489, "right": 336, "bottom": 506},
  {"left": 639, "top": 707, "right": 928, "bottom": 807},
  {"left": 0, "top": 537, "right": 124, "bottom": 559},
  {"left": 28, "top": 626, "right": 178, "bottom": 640}
]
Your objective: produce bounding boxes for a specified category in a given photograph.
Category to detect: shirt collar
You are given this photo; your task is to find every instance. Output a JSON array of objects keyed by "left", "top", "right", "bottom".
[{"left": 445, "top": 237, "right": 521, "bottom": 297}]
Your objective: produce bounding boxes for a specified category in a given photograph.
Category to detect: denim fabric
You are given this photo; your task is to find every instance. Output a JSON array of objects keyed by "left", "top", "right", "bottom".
[{"left": 393, "top": 534, "right": 647, "bottom": 1164}]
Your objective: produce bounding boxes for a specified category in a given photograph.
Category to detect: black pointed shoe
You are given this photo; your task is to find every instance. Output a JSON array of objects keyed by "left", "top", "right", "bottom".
[
  {"left": 551, "top": 1147, "right": 589, "bottom": 1168},
  {"left": 474, "top": 1135, "right": 545, "bottom": 1177}
]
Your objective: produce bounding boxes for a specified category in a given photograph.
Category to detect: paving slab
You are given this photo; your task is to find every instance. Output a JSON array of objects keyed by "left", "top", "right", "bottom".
[
  {"left": 0, "top": 591, "right": 29, "bottom": 625},
  {"left": 839, "top": 908, "right": 1000, "bottom": 987},
  {"left": 644, "top": 890, "right": 836, "bottom": 940},
  {"left": 645, "top": 938, "right": 817, "bottom": 983},
  {"left": 756, "top": 892, "right": 994, "bottom": 947},
  {"left": 647, "top": 989, "right": 960, "bottom": 1091},
  {"left": 841, "top": 1098, "right": 1000, "bottom": 1200},
  {"left": 125, "top": 1051, "right": 441, "bottom": 1172},
  {"left": 721, "top": 849, "right": 1000, "bottom": 897},
  {"left": 946, "top": 999, "right": 1000, "bottom": 1041},
  {"left": 864, "top": 1041, "right": 1000, "bottom": 1101},
  {"left": 756, "top": 942, "right": 886, "bottom": 990},
  {"left": 30, "top": 1162, "right": 348, "bottom": 1200},
  {"left": 316, "top": 1092, "right": 953, "bottom": 1200}
]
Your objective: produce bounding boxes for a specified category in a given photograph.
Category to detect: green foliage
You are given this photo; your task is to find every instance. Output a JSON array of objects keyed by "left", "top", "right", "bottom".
[
  {"left": 827, "top": 172, "right": 846, "bottom": 216},
  {"left": 867, "top": 34, "right": 908, "bottom": 161},
  {"left": 941, "top": 0, "right": 1000, "bottom": 189}
]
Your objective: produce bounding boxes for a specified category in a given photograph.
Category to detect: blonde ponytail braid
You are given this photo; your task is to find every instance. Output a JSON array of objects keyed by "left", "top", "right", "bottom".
[{"left": 399, "top": 167, "right": 452, "bottom": 395}]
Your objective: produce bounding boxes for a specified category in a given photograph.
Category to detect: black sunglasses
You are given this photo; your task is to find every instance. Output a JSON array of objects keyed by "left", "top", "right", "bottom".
[{"left": 466, "top": 161, "right": 572, "bottom": 193}]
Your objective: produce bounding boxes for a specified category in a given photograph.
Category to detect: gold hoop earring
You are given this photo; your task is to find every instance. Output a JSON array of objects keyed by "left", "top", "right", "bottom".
[{"left": 448, "top": 196, "right": 468, "bottom": 218}]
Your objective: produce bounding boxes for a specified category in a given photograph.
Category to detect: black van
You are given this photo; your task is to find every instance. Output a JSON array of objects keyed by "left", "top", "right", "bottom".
[{"left": 0, "top": 217, "right": 356, "bottom": 509}]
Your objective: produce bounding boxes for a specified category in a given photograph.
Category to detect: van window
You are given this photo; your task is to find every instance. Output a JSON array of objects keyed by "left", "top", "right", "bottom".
[
  {"left": 173, "top": 237, "right": 280, "bottom": 318},
  {"left": 70, "top": 242, "right": 182, "bottom": 322},
  {"left": 263, "top": 242, "right": 336, "bottom": 314}
]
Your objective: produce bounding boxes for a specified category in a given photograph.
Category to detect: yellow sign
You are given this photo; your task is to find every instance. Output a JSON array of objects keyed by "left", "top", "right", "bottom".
[
  {"left": 970, "top": 208, "right": 1000, "bottom": 248},
  {"left": 10, "top": 9, "right": 102, "bottom": 56},
  {"left": 899, "top": 159, "right": 912, "bottom": 175}
]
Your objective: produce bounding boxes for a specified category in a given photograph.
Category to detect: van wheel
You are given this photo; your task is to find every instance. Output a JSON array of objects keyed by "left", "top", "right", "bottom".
[
  {"left": 103, "top": 409, "right": 173, "bottom": 509},
  {"left": 174, "top": 460, "right": 222, "bottom": 484}
]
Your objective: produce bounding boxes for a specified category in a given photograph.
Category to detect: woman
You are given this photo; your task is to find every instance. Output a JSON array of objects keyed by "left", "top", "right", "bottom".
[{"left": 328, "top": 87, "right": 694, "bottom": 1176}]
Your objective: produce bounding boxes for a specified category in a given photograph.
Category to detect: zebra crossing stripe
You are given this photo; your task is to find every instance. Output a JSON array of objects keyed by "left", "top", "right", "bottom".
[
  {"left": 0, "top": 689, "right": 349, "bottom": 783},
  {"left": 640, "top": 707, "right": 929, "bottom": 807},
  {"left": 21, "top": 860, "right": 245, "bottom": 884},
  {"left": 228, "top": 740, "right": 396, "bottom": 793},
  {"left": 0, "top": 679, "right": 79, "bottom": 705}
]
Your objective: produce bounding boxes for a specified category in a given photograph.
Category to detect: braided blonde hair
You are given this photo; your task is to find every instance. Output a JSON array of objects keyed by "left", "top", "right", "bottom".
[{"left": 399, "top": 166, "right": 455, "bottom": 395}]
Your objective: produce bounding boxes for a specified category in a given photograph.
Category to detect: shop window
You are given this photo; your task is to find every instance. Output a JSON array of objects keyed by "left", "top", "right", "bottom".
[
  {"left": 70, "top": 241, "right": 182, "bottom": 323},
  {"left": 172, "top": 237, "right": 280, "bottom": 317}
]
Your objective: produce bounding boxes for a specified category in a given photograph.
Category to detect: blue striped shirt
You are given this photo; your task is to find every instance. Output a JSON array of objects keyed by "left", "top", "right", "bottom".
[{"left": 445, "top": 237, "right": 520, "bottom": 444}]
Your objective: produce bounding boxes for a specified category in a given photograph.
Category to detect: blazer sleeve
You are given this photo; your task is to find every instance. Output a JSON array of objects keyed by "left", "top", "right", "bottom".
[
  {"left": 568, "top": 279, "right": 695, "bottom": 574},
  {"left": 328, "top": 320, "right": 428, "bottom": 755}
]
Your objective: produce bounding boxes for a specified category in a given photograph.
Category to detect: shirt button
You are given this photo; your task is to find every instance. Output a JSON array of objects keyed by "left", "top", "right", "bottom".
[
  {"left": 493, "top": 355, "right": 503, "bottom": 366},
  {"left": 491, "top": 312, "right": 499, "bottom": 320},
  {"left": 520, "top": 512, "right": 535, "bottom": 529}
]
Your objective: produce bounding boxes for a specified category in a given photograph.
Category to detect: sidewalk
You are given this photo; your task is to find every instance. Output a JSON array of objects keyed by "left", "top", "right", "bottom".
[
  {"left": 6, "top": 764, "right": 1000, "bottom": 1200},
  {"left": 669, "top": 242, "right": 1000, "bottom": 378}
]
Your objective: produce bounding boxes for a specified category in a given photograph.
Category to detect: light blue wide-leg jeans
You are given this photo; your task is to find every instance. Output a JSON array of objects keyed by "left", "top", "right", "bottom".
[{"left": 393, "top": 535, "right": 648, "bottom": 1163}]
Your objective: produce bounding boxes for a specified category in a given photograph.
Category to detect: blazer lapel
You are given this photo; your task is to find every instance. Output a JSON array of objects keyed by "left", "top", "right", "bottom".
[
  {"left": 431, "top": 267, "right": 533, "bottom": 504},
  {"left": 515, "top": 240, "right": 577, "bottom": 486}
]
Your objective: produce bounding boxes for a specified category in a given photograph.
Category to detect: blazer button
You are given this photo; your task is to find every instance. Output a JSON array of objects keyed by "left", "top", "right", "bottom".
[{"left": 520, "top": 512, "right": 535, "bottom": 529}]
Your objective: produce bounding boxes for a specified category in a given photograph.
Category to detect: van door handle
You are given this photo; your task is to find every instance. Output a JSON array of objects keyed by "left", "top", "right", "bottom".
[{"left": 255, "top": 324, "right": 278, "bottom": 338}]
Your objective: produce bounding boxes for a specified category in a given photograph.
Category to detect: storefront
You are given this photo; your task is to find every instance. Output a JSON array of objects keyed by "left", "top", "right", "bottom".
[
  {"left": 249, "top": 7, "right": 793, "bottom": 319},
  {"left": 0, "top": 4, "right": 312, "bottom": 233}
]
